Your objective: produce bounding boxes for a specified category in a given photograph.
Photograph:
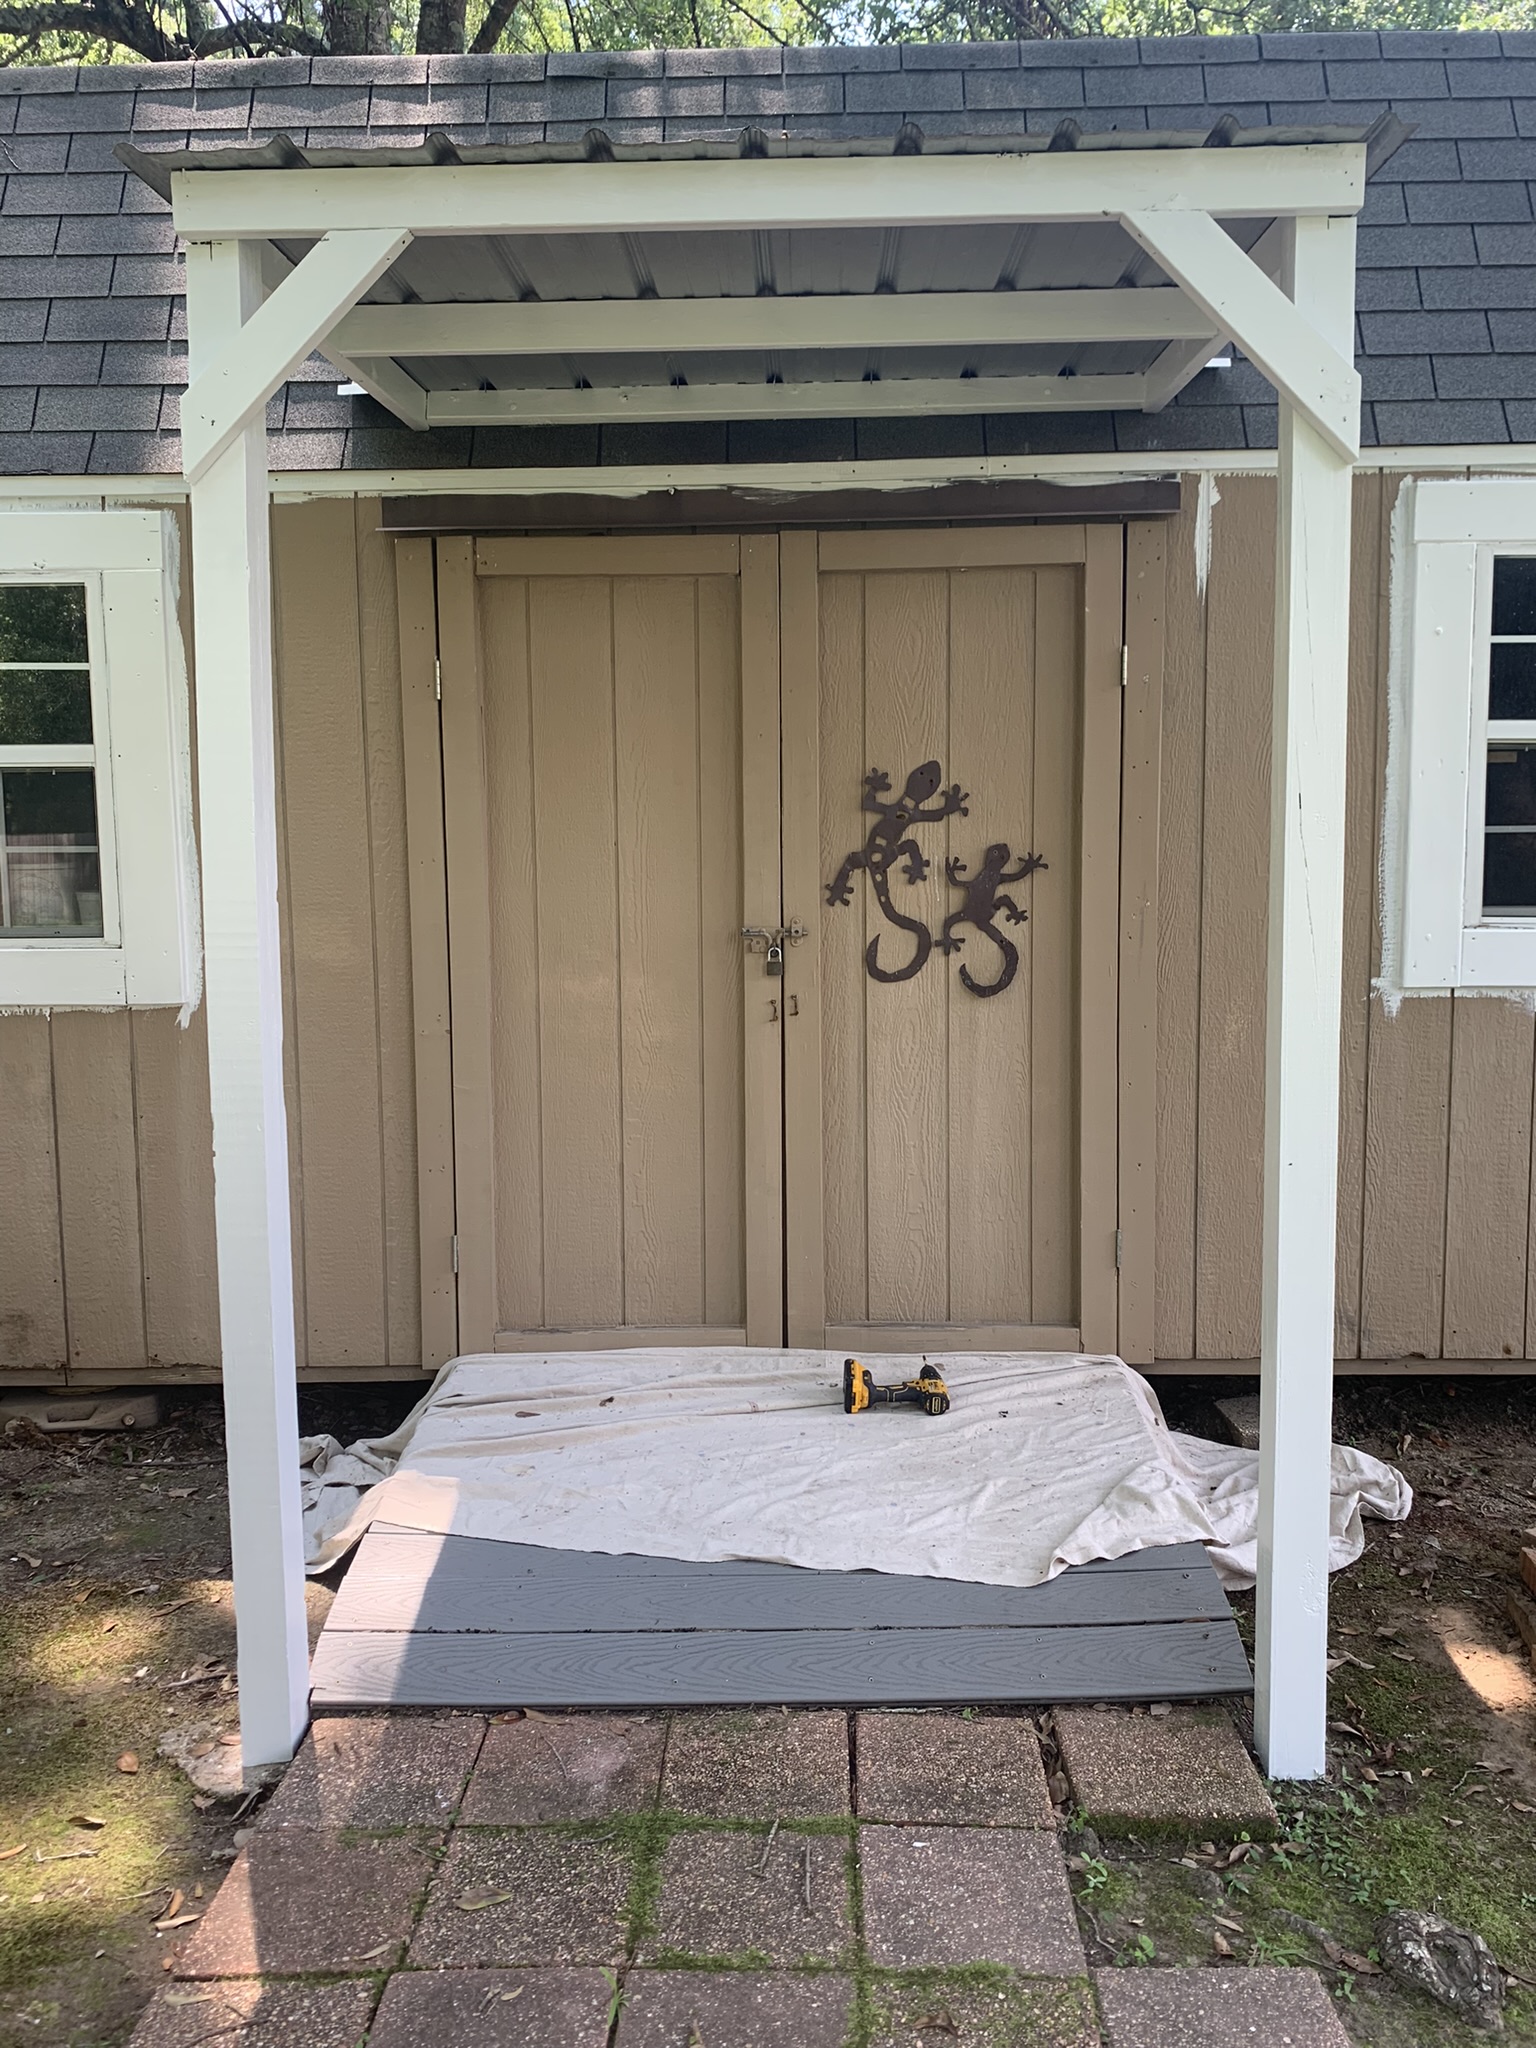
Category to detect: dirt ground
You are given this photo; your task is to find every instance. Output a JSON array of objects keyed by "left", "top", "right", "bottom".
[{"left": 1, "top": 1374, "right": 1534, "bottom": 2048}]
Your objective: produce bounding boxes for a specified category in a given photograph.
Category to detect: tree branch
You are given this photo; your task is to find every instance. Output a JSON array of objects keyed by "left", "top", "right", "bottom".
[
  {"left": 468, "top": 0, "right": 519, "bottom": 52},
  {"left": 0, "top": 0, "right": 177, "bottom": 57}
]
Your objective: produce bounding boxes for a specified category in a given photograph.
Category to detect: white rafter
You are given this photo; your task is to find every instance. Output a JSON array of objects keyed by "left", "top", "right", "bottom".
[
  {"left": 331, "top": 285, "right": 1210, "bottom": 362},
  {"left": 424, "top": 373, "right": 1148, "bottom": 427}
]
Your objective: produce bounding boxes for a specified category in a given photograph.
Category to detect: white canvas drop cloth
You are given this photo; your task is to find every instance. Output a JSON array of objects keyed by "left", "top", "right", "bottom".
[{"left": 298, "top": 1349, "right": 1409, "bottom": 1590}]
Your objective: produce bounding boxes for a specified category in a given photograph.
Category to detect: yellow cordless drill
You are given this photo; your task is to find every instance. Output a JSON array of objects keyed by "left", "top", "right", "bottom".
[{"left": 842, "top": 1357, "right": 951, "bottom": 1418}]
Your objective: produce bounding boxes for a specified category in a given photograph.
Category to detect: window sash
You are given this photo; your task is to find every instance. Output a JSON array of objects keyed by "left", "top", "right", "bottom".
[
  {"left": 0, "top": 575, "right": 119, "bottom": 949},
  {"left": 1465, "top": 549, "right": 1536, "bottom": 928}
]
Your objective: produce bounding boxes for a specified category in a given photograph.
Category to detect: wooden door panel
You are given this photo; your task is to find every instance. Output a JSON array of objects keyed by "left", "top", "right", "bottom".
[
  {"left": 792, "top": 529, "right": 1112, "bottom": 1352},
  {"left": 448, "top": 548, "right": 757, "bottom": 1349}
]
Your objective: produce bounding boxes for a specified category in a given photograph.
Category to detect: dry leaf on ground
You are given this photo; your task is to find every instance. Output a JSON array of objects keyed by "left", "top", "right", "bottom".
[
  {"left": 116, "top": 1752, "right": 140, "bottom": 1774},
  {"left": 454, "top": 1890, "right": 513, "bottom": 1912}
]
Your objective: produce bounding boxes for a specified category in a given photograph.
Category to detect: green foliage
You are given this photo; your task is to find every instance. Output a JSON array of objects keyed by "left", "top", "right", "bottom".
[{"left": 4, "top": 0, "right": 1536, "bottom": 72}]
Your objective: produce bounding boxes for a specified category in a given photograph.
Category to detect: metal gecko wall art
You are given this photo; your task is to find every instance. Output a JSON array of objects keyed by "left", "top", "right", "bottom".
[{"left": 825, "top": 760, "right": 1047, "bottom": 998}]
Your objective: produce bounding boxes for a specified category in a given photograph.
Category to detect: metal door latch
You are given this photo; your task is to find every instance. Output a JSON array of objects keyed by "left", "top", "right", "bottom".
[{"left": 741, "top": 923, "right": 808, "bottom": 980}]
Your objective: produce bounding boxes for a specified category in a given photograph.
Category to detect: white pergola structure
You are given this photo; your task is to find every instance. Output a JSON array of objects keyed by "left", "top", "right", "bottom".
[{"left": 159, "top": 126, "right": 1371, "bottom": 1781}]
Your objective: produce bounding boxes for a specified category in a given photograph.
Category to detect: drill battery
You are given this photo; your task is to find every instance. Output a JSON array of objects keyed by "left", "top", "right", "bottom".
[{"left": 842, "top": 1357, "right": 951, "bottom": 1418}]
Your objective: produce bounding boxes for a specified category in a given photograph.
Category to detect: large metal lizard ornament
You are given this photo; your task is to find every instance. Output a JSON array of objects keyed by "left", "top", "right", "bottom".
[
  {"left": 938, "top": 843, "right": 1048, "bottom": 998},
  {"left": 824, "top": 761, "right": 969, "bottom": 984}
]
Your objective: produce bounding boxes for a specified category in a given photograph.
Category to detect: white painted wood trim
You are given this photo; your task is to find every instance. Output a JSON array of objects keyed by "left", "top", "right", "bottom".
[
  {"left": 1254, "top": 212, "right": 1356, "bottom": 1783},
  {"left": 1120, "top": 208, "right": 1360, "bottom": 461},
  {"left": 169, "top": 145, "right": 1366, "bottom": 242},
  {"left": 184, "top": 237, "right": 310, "bottom": 1770},
  {"left": 331, "top": 285, "right": 1210, "bottom": 361},
  {"left": 0, "top": 513, "right": 198, "bottom": 1012},
  {"left": 180, "top": 228, "right": 411, "bottom": 483},
  {"left": 1141, "top": 333, "right": 1223, "bottom": 412},
  {"left": 17, "top": 448, "right": 1536, "bottom": 508},
  {"left": 426, "top": 373, "right": 1149, "bottom": 428}
]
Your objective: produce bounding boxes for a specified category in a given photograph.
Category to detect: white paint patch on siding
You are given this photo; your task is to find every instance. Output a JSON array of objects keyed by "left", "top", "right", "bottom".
[{"left": 1195, "top": 472, "right": 1220, "bottom": 600}]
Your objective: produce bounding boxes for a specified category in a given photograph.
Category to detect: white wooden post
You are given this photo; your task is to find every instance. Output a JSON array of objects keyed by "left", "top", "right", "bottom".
[
  {"left": 185, "top": 238, "right": 310, "bottom": 1769},
  {"left": 1255, "top": 211, "right": 1358, "bottom": 1780}
]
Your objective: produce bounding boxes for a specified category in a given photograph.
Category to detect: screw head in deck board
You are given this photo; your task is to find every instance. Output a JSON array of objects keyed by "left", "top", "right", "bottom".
[
  {"left": 126, "top": 1977, "right": 378, "bottom": 2048},
  {"left": 1095, "top": 1965, "right": 1353, "bottom": 2046},
  {"left": 641, "top": 1827, "right": 855, "bottom": 1967},
  {"left": 855, "top": 1711, "right": 1055, "bottom": 1827},
  {"left": 660, "top": 1709, "right": 850, "bottom": 1819},
  {"left": 617, "top": 1970, "right": 856, "bottom": 2047},
  {"left": 1053, "top": 1706, "right": 1278, "bottom": 1840},
  {"left": 255, "top": 1714, "right": 487, "bottom": 1832},
  {"left": 459, "top": 1713, "right": 665, "bottom": 1823},
  {"left": 858, "top": 1825, "right": 1085, "bottom": 1974},
  {"left": 408, "top": 1827, "right": 633, "bottom": 1968},
  {"left": 867, "top": 1977, "right": 1102, "bottom": 2048},
  {"left": 366, "top": 1968, "right": 614, "bottom": 2048},
  {"left": 170, "top": 1834, "right": 440, "bottom": 1978}
]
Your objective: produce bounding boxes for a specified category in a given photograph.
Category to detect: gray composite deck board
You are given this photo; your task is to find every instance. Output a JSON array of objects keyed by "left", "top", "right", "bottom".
[
  {"left": 330, "top": 1530, "right": 1228, "bottom": 1634},
  {"left": 309, "top": 1618, "right": 1252, "bottom": 1709},
  {"left": 312, "top": 1529, "right": 1251, "bottom": 1709}
]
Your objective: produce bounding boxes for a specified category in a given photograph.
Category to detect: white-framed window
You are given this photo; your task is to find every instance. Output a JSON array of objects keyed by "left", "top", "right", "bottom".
[
  {"left": 0, "top": 511, "right": 199, "bottom": 1011},
  {"left": 1388, "top": 477, "right": 1536, "bottom": 992}
]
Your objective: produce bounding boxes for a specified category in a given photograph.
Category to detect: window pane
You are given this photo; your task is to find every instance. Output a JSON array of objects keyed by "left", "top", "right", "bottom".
[
  {"left": 1, "top": 768, "right": 102, "bottom": 936},
  {"left": 0, "top": 584, "right": 88, "bottom": 665},
  {"left": 1486, "top": 745, "right": 1536, "bottom": 826},
  {"left": 1484, "top": 830, "right": 1536, "bottom": 914},
  {"left": 0, "top": 669, "right": 92, "bottom": 744}
]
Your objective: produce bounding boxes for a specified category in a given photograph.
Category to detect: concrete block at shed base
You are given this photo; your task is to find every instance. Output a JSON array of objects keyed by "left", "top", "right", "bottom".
[
  {"left": 0, "top": 1390, "right": 162, "bottom": 1432},
  {"left": 1209, "top": 1392, "right": 1261, "bottom": 1449}
]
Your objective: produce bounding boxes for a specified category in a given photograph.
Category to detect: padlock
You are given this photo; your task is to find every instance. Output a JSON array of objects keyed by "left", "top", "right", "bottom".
[{"left": 766, "top": 939, "right": 785, "bottom": 976}]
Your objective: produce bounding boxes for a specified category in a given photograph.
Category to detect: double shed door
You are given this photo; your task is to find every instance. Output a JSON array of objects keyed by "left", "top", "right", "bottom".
[{"left": 418, "top": 526, "right": 1123, "bottom": 1363}]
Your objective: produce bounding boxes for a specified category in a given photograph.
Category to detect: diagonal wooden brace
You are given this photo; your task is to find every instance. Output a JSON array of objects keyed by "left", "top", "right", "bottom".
[
  {"left": 1120, "top": 207, "right": 1360, "bottom": 462},
  {"left": 181, "top": 227, "right": 411, "bottom": 483}
]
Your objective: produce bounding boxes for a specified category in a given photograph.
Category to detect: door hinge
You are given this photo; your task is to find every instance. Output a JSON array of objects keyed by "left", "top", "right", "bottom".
[
  {"left": 451, "top": 1232, "right": 459, "bottom": 1275},
  {"left": 1114, "top": 1228, "right": 1123, "bottom": 1272},
  {"left": 1119, "top": 645, "right": 1129, "bottom": 690}
]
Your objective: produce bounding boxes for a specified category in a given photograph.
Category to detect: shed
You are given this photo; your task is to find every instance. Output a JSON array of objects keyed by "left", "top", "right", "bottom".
[{"left": 3, "top": 30, "right": 1535, "bottom": 1778}]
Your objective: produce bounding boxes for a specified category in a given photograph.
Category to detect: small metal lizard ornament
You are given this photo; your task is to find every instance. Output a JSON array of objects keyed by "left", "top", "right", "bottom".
[
  {"left": 825, "top": 760, "right": 969, "bottom": 984},
  {"left": 938, "top": 842, "right": 1048, "bottom": 997}
]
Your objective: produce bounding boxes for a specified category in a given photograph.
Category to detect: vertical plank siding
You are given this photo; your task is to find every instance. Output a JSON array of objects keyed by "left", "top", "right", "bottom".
[
  {"left": 7, "top": 481, "right": 1536, "bottom": 1381},
  {"left": 1155, "top": 469, "right": 1536, "bottom": 1365},
  {"left": 1, "top": 500, "right": 421, "bottom": 1381}
]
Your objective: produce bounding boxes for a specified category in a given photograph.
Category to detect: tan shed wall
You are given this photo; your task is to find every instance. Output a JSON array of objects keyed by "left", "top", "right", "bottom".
[
  {"left": 5, "top": 480, "right": 1535, "bottom": 1383},
  {"left": 0, "top": 498, "right": 422, "bottom": 1383},
  {"left": 1154, "top": 468, "right": 1536, "bottom": 1367}
]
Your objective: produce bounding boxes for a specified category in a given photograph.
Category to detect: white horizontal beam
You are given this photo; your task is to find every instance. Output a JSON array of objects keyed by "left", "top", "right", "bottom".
[
  {"left": 170, "top": 145, "right": 1367, "bottom": 242},
  {"left": 424, "top": 372, "right": 1149, "bottom": 427},
  {"left": 181, "top": 227, "right": 411, "bottom": 483},
  {"left": 331, "top": 285, "right": 1209, "bottom": 361},
  {"left": 1120, "top": 207, "right": 1359, "bottom": 460}
]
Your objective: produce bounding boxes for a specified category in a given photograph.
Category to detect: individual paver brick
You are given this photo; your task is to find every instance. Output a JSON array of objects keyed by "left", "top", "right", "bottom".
[
  {"left": 408, "top": 1826, "right": 632, "bottom": 1968},
  {"left": 172, "top": 1834, "right": 439, "bottom": 1978},
  {"left": 128, "top": 1977, "right": 378, "bottom": 2048},
  {"left": 868, "top": 1978, "right": 1101, "bottom": 2048},
  {"left": 661, "top": 1710, "right": 849, "bottom": 1819},
  {"left": 856, "top": 1712, "right": 1054, "bottom": 1827},
  {"left": 1095, "top": 1965, "right": 1352, "bottom": 2047},
  {"left": 642, "top": 1826, "right": 853, "bottom": 1966},
  {"left": 859, "top": 1823, "right": 1084, "bottom": 1974},
  {"left": 616, "top": 1969, "right": 855, "bottom": 2046},
  {"left": 461, "top": 1712, "right": 665, "bottom": 1823},
  {"left": 367, "top": 1968, "right": 613, "bottom": 2047},
  {"left": 256, "top": 1713, "right": 485, "bottom": 1831},
  {"left": 1052, "top": 1707, "right": 1278, "bottom": 1839}
]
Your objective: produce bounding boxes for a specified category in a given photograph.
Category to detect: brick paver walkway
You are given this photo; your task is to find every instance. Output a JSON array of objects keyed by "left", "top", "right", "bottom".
[{"left": 127, "top": 1709, "right": 1348, "bottom": 2048}]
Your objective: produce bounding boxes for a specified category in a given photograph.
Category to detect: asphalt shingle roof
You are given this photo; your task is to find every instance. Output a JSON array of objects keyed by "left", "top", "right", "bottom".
[{"left": 3, "top": 30, "right": 1536, "bottom": 476}]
